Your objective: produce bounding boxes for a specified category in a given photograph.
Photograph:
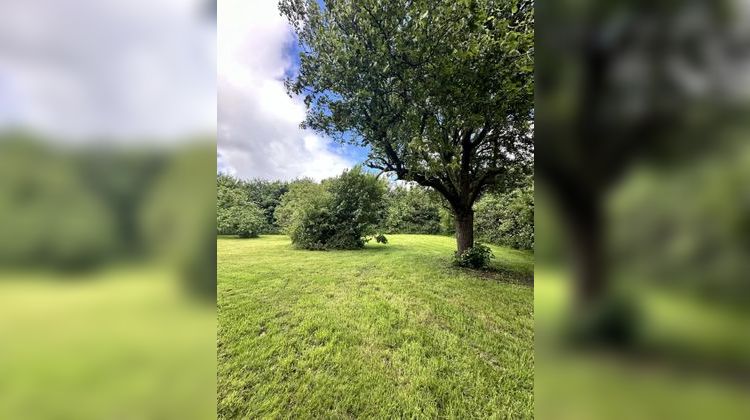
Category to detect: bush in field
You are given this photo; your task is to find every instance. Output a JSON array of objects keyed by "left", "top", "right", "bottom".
[
  {"left": 384, "top": 185, "right": 441, "bottom": 234},
  {"left": 475, "top": 183, "right": 534, "bottom": 250},
  {"left": 453, "top": 243, "right": 494, "bottom": 269},
  {"left": 274, "top": 179, "right": 323, "bottom": 234},
  {"left": 278, "top": 167, "right": 386, "bottom": 250},
  {"left": 217, "top": 178, "right": 265, "bottom": 238}
]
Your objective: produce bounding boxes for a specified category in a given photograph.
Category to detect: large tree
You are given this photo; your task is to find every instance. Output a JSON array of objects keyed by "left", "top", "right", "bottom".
[
  {"left": 536, "top": 0, "right": 740, "bottom": 305},
  {"left": 279, "top": 0, "right": 534, "bottom": 254}
]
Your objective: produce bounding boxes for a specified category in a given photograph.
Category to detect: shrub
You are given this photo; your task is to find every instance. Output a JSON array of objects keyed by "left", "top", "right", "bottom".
[
  {"left": 279, "top": 167, "right": 387, "bottom": 250},
  {"left": 453, "top": 243, "right": 494, "bottom": 269},
  {"left": 274, "top": 179, "right": 327, "bottom": 234}
]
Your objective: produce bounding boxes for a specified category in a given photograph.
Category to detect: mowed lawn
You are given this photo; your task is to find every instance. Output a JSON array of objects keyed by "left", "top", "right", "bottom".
[{"left": 217, "top": 234, "right": 534, "bottom": 419}]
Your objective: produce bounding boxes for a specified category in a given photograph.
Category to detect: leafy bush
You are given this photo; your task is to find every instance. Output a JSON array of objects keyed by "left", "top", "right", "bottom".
[
  {"left": 274, "top": 179, "right": 326, "bottom": 234},
  {"left": 453, "top": 243, "right": 494, "bottom": 269},
  {"left": 475, "top": 183, "right": 534, "bottom": 250},
  {"left": 278, "top": 167, "right": 387, "bottom": 250}
]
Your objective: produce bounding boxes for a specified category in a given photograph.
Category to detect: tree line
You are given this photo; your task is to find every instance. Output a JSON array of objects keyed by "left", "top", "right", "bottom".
[
  {"left": 0, "top": 133, "right": 216, "bottom": 299},
  {"left": 216, "top": 169, "right": 534, "bottom": 251}
]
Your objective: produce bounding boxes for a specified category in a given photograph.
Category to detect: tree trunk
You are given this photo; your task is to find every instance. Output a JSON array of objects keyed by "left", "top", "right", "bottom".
[
  {"left": 455, "top": 210, "right": 474, "bottom": 254},
  {"left": 564, "top": 196, "right": 606, "bottom": 306},
  {"left": 571, "top": 218, "right": 604, "bottom": 305}
]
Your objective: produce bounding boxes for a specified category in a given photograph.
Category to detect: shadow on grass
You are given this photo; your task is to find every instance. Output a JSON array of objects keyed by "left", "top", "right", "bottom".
[{"left": 450, "top": 263, "right": 535, "bottom": 287}]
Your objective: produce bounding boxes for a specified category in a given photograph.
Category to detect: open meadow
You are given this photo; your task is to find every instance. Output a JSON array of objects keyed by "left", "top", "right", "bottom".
[
  {"left": 0, "top": 267, "right": 216, "bottom": 419},
  {"left": 217, "top": 234, "right": 534, "bottom": 418}
]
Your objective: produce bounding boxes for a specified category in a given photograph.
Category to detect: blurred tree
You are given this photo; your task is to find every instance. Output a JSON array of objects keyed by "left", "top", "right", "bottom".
[
  {"left": 280, "top": 0, "right": 534, "bottom": 254},
  {"left": 76, "top": 151, "right": 166, "bottom": 257},
  {"left": 536, "top": 0, "right": 739, "bottom": 305},
  {"left": 0, "top": 138, "right": 117, "bottom": 270}
]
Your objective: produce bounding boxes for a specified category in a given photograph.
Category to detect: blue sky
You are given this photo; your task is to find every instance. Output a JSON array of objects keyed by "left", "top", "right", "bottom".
[{"left": 217, "top": 0, "right": 368, "bottom": 181}]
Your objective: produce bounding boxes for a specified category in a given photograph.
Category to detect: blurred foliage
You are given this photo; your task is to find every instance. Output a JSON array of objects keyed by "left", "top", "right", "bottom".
[
  {"left": 610, "top": 142, "right": 750, "bottom": 307},
  {"left": 0, "top": 139, "right": 118, "bottom": 270},
  {"left": 140, "top": 143, "right": 216, "bottom": 300},
  {"left": 535, "top": 0, "right": 750, "bottom": 415},
  {"left": 0, "top": 133, "right": 216, "bottom": 419},
  {"left": 0, "top": 132, "right": 216, "bottom": 300}
]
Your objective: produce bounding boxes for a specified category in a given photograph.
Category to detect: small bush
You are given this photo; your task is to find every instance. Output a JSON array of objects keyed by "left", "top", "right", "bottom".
[{"left": 453, "top": 243, "right": 494, "bottom": 269}]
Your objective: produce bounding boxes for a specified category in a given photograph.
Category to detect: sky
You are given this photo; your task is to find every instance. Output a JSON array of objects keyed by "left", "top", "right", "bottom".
[
  {"left": 0, "top": 0, "right": 365, "bottom": 179},
  {"left": 217, "top": 0, "right": 367, "bottom": 181},
  {"left": 0, "top": 0, "right": 216, "bottom": 144}
]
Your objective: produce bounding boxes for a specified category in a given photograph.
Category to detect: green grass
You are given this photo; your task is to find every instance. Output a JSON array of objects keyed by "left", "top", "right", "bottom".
[
  {"left": 217, "top": 234, "right": 534, "bottom": 418},
  {"left": 0, "top": 266, "right": 216, "bottom": 419},
  {"left": 534, "top": 266, "right": 750, "bottom": 420}
]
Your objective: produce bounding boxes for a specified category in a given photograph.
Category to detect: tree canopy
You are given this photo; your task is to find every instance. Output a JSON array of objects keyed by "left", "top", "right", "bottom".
[
  {"left": 280, "top": 0, "right": 534, "bottom": 253},
  {"left": 217, "top": 175, "right": 266, "bottom": 238}
]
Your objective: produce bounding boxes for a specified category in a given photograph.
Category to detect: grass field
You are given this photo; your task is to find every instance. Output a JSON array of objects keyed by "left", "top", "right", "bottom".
[
  {"left": 534, "top": 267, "right": 750, "bottom": 419},
  {"left": 0, "top": 267, "right": 216, "bottom": 419},
  {"left": 217, "top": 234, "right": 534, "bottom": 418}
]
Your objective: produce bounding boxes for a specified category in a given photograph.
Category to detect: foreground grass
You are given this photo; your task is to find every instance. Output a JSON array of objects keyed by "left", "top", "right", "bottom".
[
  {"left": 0, "top": 266, "right": 216, "bottom": 419},
  {"left": 535, "top": 267, "right": 750, "bottom": 419},
  {"left": 217, "top": 234, "right": 534, "bottom": 418}
]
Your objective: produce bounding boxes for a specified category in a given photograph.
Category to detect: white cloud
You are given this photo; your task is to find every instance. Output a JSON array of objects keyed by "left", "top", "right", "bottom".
[
  {"left": 0, "top": 0, "right": 216, "bottom": 143},
  {"left": 217, "top": 0, "right": 353, "bottom": 181}
]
